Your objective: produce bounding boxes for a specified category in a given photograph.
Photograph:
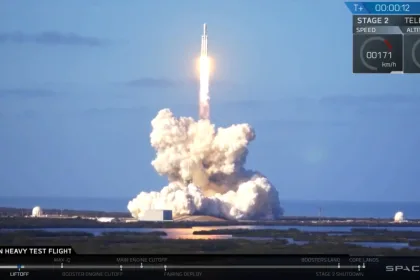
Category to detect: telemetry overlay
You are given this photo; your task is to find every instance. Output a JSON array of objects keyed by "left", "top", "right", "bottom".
[{"left": 345, "top": 2, "right": 420, "bottom": 73}]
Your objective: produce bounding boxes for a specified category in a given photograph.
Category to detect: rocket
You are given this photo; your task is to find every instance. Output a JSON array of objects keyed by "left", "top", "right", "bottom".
[
  {"left": 199, "top": 23, "right": 210, "bottom": 120},
  {"left": 201, "top": 23, "right": 208, "bottom": 57}
]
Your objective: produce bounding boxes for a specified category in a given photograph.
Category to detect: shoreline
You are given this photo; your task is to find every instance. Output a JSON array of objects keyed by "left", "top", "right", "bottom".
[{"left": 1, "top": 207, "right": 420, "bottom": 228}]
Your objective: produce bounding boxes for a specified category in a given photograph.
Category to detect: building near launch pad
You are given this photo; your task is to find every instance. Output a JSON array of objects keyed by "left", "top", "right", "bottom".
[
  {"left": 97, "top": 217, "right": 117, "bottom": 223},
  {"left": 139, "top": 210, "right": 173, "bottom": 221},
  {"left": 31, "top": 206, "right": 43, "bottom": 217}
]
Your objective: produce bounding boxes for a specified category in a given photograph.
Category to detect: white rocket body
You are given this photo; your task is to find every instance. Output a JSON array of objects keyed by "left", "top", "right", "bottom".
[
  {"left": 199, "top": 23, "right": 210, "bottom": 120},
  {"left": 201, "top": 23, "right": 208, "bottom": 57}
]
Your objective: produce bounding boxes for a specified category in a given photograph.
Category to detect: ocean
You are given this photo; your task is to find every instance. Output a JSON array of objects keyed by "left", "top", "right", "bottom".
[{"left": 0, "top": 197, "right": 419, "bottom": 219}]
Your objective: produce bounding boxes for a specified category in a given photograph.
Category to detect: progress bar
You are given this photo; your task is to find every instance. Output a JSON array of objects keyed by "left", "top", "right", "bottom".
[{"left": 0, "top": 264, "right": 366, "bottom": 270}]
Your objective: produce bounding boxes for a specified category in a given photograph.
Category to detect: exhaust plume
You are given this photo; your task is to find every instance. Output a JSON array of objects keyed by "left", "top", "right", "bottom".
[{"left": 127, "top": 109, "right": 283, "bottom": 220}]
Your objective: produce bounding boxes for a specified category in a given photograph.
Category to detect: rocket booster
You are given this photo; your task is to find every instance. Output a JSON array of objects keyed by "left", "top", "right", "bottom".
[
  {"left": 201, "top": 23, "right": 208, "bottom": 56},
  {"left": 199, "top": 23, "right": 210, "bottom": 120}
]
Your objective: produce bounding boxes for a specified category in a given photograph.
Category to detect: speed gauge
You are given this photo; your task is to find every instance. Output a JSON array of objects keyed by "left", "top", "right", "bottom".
[{"left": 353, "top": 34, "right": 403, "bottom": 73}]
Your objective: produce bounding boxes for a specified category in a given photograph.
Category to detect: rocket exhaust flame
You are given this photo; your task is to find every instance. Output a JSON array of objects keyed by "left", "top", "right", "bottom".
[
  {"left": 127, "top": 24, "right": 283, "bottom": 221},
  {"left": 199, "top": 23, "right": 210, "bottom": 120}
]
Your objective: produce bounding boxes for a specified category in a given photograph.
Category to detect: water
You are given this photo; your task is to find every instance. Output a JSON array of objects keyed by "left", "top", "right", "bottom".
[
  {"left": 191, "top": 225, "right": 420, "bottom": 232},
  {"left": 1, "top": 197, "right": 420, "bottom": 219},
  {"left": 7, "top": 224, "right": 420, "bottom": 237},
  {"left": 347, "top": 241, "right": 412, "bottom": 249},
  {"left": 3, "top": 226, "right": 419, "bottom": 249},
  {"left": 328, "top": 233, "right": 350, "bottom": 236}
]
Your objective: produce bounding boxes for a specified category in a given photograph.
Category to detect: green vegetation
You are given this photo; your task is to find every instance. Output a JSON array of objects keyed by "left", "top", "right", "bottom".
[
  {"left": 350, "top": 228, "right": 420, "bottom": 238},
  {"left": 194, "top": 228, "right": 302, "bottom": 237},
  {"left": 0, "top": 230, "right": 168, "bottom": 244},
  {"left": 0, "top": 230, "right": 94, "bottom": 238},
  {"left": 0, "top": 229, "right": 419, "bottom": 255},
  {"left": 0, "top": 207, "right": 131, "bottom": 219},
  {"left": 409, "top": 240, "right": 420, "bottom": 246},
  {"left": 101, "top": 231, "right": 167, "bottom": 237},
  {"left": 3, "top": 216, "right": 420, "bottom": 229},
  {"left": 2, "top": 206, "right": 420, "bottom": 229},
  {"left": 0, "top": 217, "right": 194, "bottom": 229}
]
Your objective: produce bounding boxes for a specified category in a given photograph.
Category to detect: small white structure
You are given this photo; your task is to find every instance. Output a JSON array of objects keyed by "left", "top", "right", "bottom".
[
  {"left": 124, "top": 218, "right": 139, "bottom": 223},
  {"left": 97, "top": 217, "right": 116, "bottom": 223},
  {"left": 31, "top": 206, "right": 43, "bottom": 217},
  {"left": 394, "top": 211, "right": 405, "bottom": 223},
  {"left": 140, "top": 210, "right": 173, "bottom": 221}
]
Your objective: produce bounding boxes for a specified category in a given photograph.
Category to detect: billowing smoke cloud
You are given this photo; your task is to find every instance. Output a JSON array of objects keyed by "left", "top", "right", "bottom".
[{"left": 127, "top": 109, "right": 283, "bottom": 220}]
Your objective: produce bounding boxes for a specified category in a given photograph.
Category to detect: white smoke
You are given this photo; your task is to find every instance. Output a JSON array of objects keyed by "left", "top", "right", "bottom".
[
  {"left": 127, "top": 109, "right": 283, "bottom": 220},
  {"left": 394, "top": 211, "right": 404, "bottom": 223}
]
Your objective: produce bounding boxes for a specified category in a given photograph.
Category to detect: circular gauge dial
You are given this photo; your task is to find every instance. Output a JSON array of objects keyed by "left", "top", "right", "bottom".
[
  {"left": 411, "top": 39, "right": 420, "bottom": 69},
  {"left": 353, "top": 34, "right": 403, "bottom": 73},
  {"left": 360, "top": 36, "right": 393, "bottom": 71}
]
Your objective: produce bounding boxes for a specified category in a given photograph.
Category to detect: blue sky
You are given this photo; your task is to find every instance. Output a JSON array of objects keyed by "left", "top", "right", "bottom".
[{"left": 0, "top": 0, "right": 418, "bottom": 201}]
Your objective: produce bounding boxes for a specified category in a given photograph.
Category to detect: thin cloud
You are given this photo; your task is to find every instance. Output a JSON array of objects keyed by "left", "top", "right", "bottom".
[
  {"left": 83, "top": 107, "right": 151, "bottom": 116},
  {"left": 0, "top": 31, "right": 106, "bottom": 46},
  {"left": 0, "top": 88, "right": 57, "bottom": 98},
  {"left": 260, "top": 119, "right": 350, "bottom": 128},
  {"left": 126, "top": 78, "right": 180, "bottom": 88},
  {"left": 321, "top": 94, "right": 420, "bottom": 105},
  {"left": 125, "top": 78, "right": 237, "bottom": 89},
  {"left": 180, "top": 78, "right": 238, "bottom": 89}
]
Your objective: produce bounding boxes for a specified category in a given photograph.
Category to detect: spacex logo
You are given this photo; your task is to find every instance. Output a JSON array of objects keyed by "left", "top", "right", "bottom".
[{"left": 386, "top": 265, "right": 420, "bottom": 272}]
